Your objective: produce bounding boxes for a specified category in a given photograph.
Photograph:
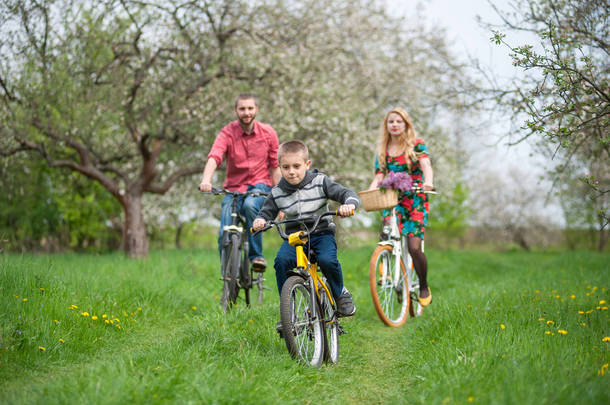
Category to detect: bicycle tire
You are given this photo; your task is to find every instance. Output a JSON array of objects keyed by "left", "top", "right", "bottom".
[
  {"left": 407, "top": 261, "right": 424, "bottom": 317},
  {"left": 280, "top": 275, "right": 324, "bottom": 367},
  {"left": 320, "top": 289, "right": 339, "bottom": 364},
  {"left": 369, "top": 245, "right": 409, "bottom": 326},
  {"left": 240, "top": 247, "right": 251, "bottom": 307},
  {"left": 220, "top": 234, "right": 240, "bottom": 312}
]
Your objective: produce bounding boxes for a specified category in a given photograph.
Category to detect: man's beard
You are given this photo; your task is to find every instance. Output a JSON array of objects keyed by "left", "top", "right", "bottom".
[{"left": 239, "top": 115, "right": 256, "bottom": 127}]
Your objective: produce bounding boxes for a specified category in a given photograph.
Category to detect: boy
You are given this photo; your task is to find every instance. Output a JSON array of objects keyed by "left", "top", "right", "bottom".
[{"left": 252, "top": 140, "right": 360, "bottom": 316}]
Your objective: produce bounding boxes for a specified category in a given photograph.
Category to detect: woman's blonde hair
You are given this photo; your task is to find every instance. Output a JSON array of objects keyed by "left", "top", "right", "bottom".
[{"left": 376, "top": 108, "right": 418, "bottom": 173}]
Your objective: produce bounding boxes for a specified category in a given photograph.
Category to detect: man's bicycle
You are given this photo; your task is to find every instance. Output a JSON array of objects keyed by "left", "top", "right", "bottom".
[
  {"left": 253, "top": 211, "right": 346, "bottom": 367},
  {"left": 200, "top": 187, "right": 269, "bottom": 312},
  {"left": 367, "top": 186, "right": 436, "bottom": 326}
]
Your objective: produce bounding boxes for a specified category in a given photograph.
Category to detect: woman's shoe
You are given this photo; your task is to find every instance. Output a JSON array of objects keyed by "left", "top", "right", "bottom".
[{"left": 418, "top": 288, "right": 432, "bottom": 306}]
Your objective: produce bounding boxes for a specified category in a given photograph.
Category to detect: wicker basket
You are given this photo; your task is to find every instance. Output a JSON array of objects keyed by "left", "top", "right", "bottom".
[{"left": 358, "top": 188, "right": 398, "bottom": 212}]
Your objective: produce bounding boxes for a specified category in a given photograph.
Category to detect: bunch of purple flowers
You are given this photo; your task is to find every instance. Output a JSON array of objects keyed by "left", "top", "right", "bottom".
[{"left": 378, "top": 171, "right": 412, "bottom": 192}]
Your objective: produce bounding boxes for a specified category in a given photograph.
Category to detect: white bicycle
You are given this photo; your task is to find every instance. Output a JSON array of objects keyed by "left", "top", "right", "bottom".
[{"left": 368, "top": 187, "right": 435, "bottom": 326}]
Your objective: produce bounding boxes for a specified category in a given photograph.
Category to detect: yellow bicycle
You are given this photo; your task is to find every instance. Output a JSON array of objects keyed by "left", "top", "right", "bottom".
[{"left": 254, "top": 211, "right": 344, "bottom": 367}]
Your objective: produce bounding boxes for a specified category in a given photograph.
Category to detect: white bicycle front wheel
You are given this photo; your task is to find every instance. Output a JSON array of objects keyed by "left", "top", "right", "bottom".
[{"left": 369, "top": 245, "right": 409, "bottom": 326}]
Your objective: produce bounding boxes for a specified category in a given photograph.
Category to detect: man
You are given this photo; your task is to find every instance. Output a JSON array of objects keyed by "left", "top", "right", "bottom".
[{"left": 199, "top": 94, "right": 281, "bottom": 270}]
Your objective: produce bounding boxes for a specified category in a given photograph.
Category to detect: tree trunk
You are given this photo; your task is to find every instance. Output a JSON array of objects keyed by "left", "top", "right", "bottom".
[
  {"left": 599, "top": 228, "right": 608, "bottom": 252},
  {"left": 175, "top": 222, "right": 183, "bottom": 250},
  {"left": 121, "top": 194, "right": 148, "bottom": 258}
]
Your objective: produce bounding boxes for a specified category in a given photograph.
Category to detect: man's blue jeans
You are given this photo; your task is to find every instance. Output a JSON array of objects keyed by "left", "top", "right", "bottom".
[
  {"left": 218, "top": 183, "right": 271, "bottom": 262},
  {"left": 273, "top": 232, "right": 344, "bottom": 300}
]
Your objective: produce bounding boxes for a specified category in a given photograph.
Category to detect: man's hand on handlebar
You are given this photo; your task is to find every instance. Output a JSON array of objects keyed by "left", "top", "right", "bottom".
[
  {"left": 199, "top": 181, "right": 212, "bottom": 192},
  {"left": 338, "top": 204, "right": 356, "bottom": 217}
]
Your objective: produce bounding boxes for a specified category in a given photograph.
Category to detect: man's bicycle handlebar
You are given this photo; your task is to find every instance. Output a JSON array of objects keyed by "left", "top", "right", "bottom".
[{"left": 197, "top": 186, "right": 269, "bottom": 198}]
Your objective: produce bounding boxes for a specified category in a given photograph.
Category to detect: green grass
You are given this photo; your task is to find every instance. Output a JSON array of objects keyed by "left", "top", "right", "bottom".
[{"left": 0, "top": 247, "right": 608, "bottom": 404}]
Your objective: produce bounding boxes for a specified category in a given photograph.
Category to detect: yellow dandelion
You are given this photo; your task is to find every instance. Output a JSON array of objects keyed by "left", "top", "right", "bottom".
[
  {"left": 114, "top": 318, "right": 120, "bottom": 323},
  {"left": 467, "top": 397, "right": 474, "bottom": 403},
  {"left": 581, "top": 323, "right": 586, "bottom": 326},
  {"left": 116, "top": 325, "right": 121, "bottom": 329},
  {"left": 597, "top": 306, "right": 601, "bottom": 310},
  {"left": 191, "top": 306, "right": 197, "bottom": 311},
  {"left": 91, "top": 315, "right": 98, "bottom": 321},
  {"left": 593, "top": 286, "right": 598, "bottom": 291},
  {"left": 69, "top": 304, "right": 78, "bottom": 310},
  {"left": 535, "top": 289, "right": 540, "bottom": 294},
  {"left": 555, "top": 295, "right": 560, "bottom": 299},
  {"left": 586, "top": 292, "right": 591, "bottom": 296},
  {"left": 105, "top": 320, "right": 110, "bottom": 324},
  {"left": 123, "top": 311, "right": 128, "bottom": 317},
  {"left": 22, "top": 298, "right": 28, "bottom": 302},
  {"left": 249, "top": 319, "right": 254, "bottom": 323},
  {"left": 40, "top": 288, "right": 45, "bottom": 292},
  {"left": 53, "top": 319, "right": 59, "bottom": 324},
  {"left": 538, "top": 317, "right": 545, "bottom": 321},
  {"left": 558, "top": 329, "right": 568, "bottom": 335},
  {"left": 602, "top": 307, "right": 608, "bottom": 310},
  {"left": 39, "top": 346, "right": 45, "bottom": 351},
  {"left": 545, "top": 331, "right": 551, "bottom": 335},
  {"left": 138, "top": 307, "right": 142, "bottom": 311},
  {"left": 102, "top": 314, "right": 107, "bottom": 319},
  {"left": 599, "top": 300, "right": 606, "bottom": 305},
  {"left": 570, "top": 295, "right": 575, "bottom": 299},
  {"left": 81, "top": 312, "right": 89, "bottom": 317},
  {"left": 578, "top": 311, "right": 584, "bottom": 315},
  {"left": 500, "top": 324, "right": 506, "bottom": 330},
  {"left": 602, "top": 337, "right": 610, "bottom": 342},
  {"left": 586, "top": 309, "right": 594, "bottom": 314},
  {"left": 546, "top": 320, "right": 554, "bottom": 325},
  {"left": 59, "top": 339, "right": 65, "bottom": 343}
]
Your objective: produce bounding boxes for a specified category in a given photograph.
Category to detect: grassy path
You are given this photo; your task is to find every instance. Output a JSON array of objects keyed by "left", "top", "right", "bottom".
[{"left": 1, "top": 248, "right": 608, "bottom": 404}]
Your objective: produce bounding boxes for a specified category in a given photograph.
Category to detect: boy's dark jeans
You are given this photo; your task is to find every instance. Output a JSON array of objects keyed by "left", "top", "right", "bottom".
[{"left": 274, "top": 232, "right": 344, "bottom": 299}]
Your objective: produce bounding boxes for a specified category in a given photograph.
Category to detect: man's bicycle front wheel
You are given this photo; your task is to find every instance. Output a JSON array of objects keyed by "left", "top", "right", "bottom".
[
  {"left": 369, "top": 245, "right": 409, "bottom": 326},
  {"left": 220, "top": 234, "right": 240, "bottom": 312},
  {"left": 280, "top": 276, "right": 324, "bottom": 367}
]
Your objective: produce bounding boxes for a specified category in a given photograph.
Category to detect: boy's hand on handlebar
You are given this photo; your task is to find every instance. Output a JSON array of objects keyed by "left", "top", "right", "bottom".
[
  {"left": 338, "top": 204, "right": 356, "bottom": 217},
  {"left": 252, "top": 218, "right": 267, "bottom": 231},
  {"left": 199, "top": 181, "right": 212, "bottom": 192}
]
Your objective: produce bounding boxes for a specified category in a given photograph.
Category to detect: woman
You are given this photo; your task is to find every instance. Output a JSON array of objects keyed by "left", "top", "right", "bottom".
[{"left": 368, "top": 108, "right": 434, "bottom": 305}]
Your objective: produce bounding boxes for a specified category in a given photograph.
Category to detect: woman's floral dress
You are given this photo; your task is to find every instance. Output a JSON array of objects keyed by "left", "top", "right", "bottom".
[{"left": 375, "top": 138, "right": 430, "bottom": 239}]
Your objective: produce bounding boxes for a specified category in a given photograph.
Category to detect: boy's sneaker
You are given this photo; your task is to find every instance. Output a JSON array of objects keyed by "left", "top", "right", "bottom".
[{"left": 336, "top": 290, "right": 356, "bottom": 317}]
